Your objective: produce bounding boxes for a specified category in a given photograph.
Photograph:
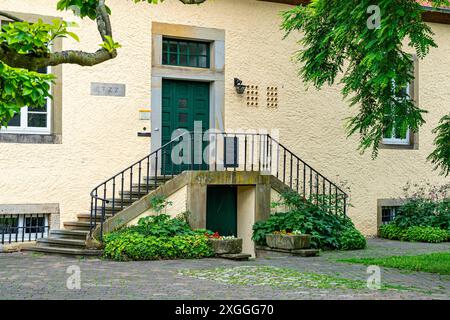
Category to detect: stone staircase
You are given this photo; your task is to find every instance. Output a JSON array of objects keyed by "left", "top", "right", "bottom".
[
  {"left": 21, "top": 132, "right": 348, "bottom": 257},
  {"left": 23, "top": 177, "right": 171, "bottom": 256}
]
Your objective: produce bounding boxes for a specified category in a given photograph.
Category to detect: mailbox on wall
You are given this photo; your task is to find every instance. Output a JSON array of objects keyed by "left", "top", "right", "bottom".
[
  {"left": 139, "top": 108, "right": 151, "bottom": 121},
  {"left": 224, "top": 136, "right": 239, "bottom": 168}
]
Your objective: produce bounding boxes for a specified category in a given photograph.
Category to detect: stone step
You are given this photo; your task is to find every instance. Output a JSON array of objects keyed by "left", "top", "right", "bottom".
[
  {"left": 77, "top": 213, "right": 113, "bottom": 222},
  {"left": 91, "top": 205, "right": 130, "bottom": 214},
  {"left": 219, "top": 253, "right": 252, "bottom": 261},
  {"left": 37, "top": 237, "right": 86, "bottom": 249},
  {"left": 50, "top": 229, "right": 88, "bottom": 240},
  {"left": 142, "top": 176, "right": 172, "bottom": 183},
  {"left": 64, "top": 221, "right": 96, "bottom": 231},
  {"left": 106, "top": 196, "right": 141, "bottom": 205},
  {"left": 256, "top": 245, "right": 320, "bottom": 257},
  {"left": 291, "top": 249, "right": 320, "bottom": 257},
  {"left": 120, "top": 187, "right": 157, "bottom": 197},
  {"left": 23, "top": 245, "right": 102, "bottom": 257}
]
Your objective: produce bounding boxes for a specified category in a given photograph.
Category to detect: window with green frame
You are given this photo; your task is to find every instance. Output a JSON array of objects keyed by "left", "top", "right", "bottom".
[{"left": 162, "top": 38, "right": 210, "bottom": 68}]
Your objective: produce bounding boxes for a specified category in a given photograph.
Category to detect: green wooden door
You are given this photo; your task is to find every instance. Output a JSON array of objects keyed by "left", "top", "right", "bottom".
[
  {"left": 206, "top": 186, "right": 238, "bottom": 237},
  {"left": 161, "top": 79, "right": 210, "bottom": 173}
]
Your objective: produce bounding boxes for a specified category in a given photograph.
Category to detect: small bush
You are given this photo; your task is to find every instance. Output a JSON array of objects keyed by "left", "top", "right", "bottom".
[
  {"left": 379, "top": 224, "right": 408, "bottom": 241},
  {"left": 393, "top": 199, "right": 450, "bottom": 231},
  {"left": 252, "top": 191, "right": 365, "bottom": 250},
  {"left": 380, "top": 224, "right": 448, "bottom": 243},
  {"left": 405, "top": 226, "right": 449, "bottom": 243},
  {"left": 103, "top": 231, "right": 214, "bottom": 261},
  {"left": 339, "top": 227, "right": 367, "bottom": 250}
]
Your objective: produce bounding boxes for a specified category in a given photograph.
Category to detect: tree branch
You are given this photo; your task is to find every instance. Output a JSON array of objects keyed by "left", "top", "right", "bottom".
[
  {"left": 0, "top": 0, "right": 208, "bottom": 69},
  {"left": 96, "top": 0, "right": 112, "bottom": 41},
  {"left": 0, "top": 11, "right": 23, "bottom": 22},
  {"left": 0, "top": 0, "right": 116, "bottom": 69}
]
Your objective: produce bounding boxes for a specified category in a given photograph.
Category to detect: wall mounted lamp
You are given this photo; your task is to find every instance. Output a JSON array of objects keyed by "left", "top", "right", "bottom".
[{"left": 234, "top": 78, "right": 247, "bottom": 94}]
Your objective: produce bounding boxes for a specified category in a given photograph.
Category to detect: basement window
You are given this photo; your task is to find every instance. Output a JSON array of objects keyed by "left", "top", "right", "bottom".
[
  {"left": 0, "top": 214, "right": 49, "bottom": 244},
  {"left": 162, "top": 38, "right": 210, "bottom": 68},
  {"left": 381, "top": 206, "right": 398, "bottom": 225}
]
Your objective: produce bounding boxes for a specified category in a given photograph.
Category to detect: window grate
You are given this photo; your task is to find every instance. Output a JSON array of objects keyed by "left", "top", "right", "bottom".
[
  {"left": 0, "top": 214, "right": 50, "bottom": 244},
  {"left": 162, "top": 38, "right": 210, "bottom": 68},
  {"left": 381, "top": 206, "right": 398, "bottom": 225}
]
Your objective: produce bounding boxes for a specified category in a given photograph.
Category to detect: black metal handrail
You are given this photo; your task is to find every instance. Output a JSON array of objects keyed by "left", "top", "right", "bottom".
[{"left": 89, "top": 131, "right": 348, "bottom": 240}]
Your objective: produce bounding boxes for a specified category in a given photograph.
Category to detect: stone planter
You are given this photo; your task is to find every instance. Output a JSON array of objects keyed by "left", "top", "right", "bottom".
[
  {"left": 208, "top": 238, "right": 243, "bottom": 255},
  {"left": 266, "top": 234, "right": 311, "bottom": 250}
]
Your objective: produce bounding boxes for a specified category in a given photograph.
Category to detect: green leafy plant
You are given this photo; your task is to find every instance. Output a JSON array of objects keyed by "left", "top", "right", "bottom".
[
  {"left": 379, "top": 224, "right": 408, "bottom": 241},
  {"left": 389, "top": 182, "right": 450, "bottom": 231},
  {"left": 134, "top": 214, "right": 192, "bottom": 237},
  {"left": 393, "top": 199, "right": 450, "bottom": 231},
  {"left": 100, "top": 35, "right": 121, "bottom": 53},
  {"left": 252, "top": 191, "right": 365, "bottom": 250},
  {"left": 380, "top": 224, "right": 448, "bottom": 243},
  {"left": 150, "top": 195, "right": 173, "bottom": 215},
  {"left": 103, "top": 213, "right": 215, "bottom": 261},
  {"left": 427, "top": 114, "right": 450, "bottom": 177},
  {"left": 405, "top": 226, "right": 449, "bottom": 243},
  {"left": 339, "top": 227, "right": 367, "bottom": 250},
  {"left": 103, "top": 232, "right": 214, "bottom": 261}
]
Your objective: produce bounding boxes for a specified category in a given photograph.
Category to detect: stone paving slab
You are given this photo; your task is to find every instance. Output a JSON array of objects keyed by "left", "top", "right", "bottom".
[{"left": 0, "top": 239, "right": 449, "bottom": 300}]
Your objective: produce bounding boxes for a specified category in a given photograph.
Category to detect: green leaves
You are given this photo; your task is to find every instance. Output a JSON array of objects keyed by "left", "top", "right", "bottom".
[
  {"left": 0, "top": 19, "right": 79, "bottom": 56},
  {"left": 281, "top": 0, "right": 449, "bottom": 173},
  {"left": 252, "top": 191, "right": 363, "bottom": 250},
  {"left": 0, "top": 61, "right": 54, "bottom": 127},
  {"left": 103, "top": 214, "right": 215, "bottom": 261},
  {"left": 380, "top": 224, "right": 449, "bottom": 243},
  {"left": 339, "top": 228, "right": 367, "bottom": 250},
  {"left": 427, "top": 114, "right": 450, "bottom": 176},
  {"left": 393, "top": 197, "right": 450, "bottom": 231},
  {"left": 99, "top": 35, "right": 121, "bottom": 53},
  {"left": 57, "top": 0, "right": 111, "bottom": 20}
]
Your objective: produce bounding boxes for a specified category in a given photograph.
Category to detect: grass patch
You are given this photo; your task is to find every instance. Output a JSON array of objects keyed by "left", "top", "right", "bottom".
[
  {"left": 179, "top": 266, "right": 411, "bottom": 291},
  {"left": 338, "top": 252, "right": 450, "bottom": 275}
]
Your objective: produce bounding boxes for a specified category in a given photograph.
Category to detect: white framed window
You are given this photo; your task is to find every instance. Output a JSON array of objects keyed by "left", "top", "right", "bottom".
[
  {"left": 382, "top": 83, "right": 411, "bottom": 145},
  {"left": 0, "top": 66, "right": 52, "bottom": 135},
  {"left": 0, "top": 19, "right": 52, "bottom": 135}
]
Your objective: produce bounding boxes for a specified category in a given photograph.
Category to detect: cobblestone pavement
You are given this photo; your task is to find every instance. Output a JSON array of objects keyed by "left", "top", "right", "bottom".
[{"left": 0, "top": 239, "right": 449, "bottom": 300}]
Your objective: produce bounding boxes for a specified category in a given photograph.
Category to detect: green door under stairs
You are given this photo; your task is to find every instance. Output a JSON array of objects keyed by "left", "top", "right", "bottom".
[
  {"left": 161, "top": 79, "right": 210, "bottom": 174},
  {"left": 206, "top": 186, "right": 238, "bottom": 237}
]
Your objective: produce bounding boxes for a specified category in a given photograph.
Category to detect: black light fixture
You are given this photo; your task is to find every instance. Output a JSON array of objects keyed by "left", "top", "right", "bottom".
[{"left": 234, "top": 78, "right": 247, "bottom": 94}]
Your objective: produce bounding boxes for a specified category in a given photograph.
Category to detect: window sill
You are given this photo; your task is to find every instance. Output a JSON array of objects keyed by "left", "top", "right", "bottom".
[
  {"left": 0, "top": 133, "right": 61, "bottom": 144},
  {"left": 379, "top": 143, "right": 415, "bottom": 150}
]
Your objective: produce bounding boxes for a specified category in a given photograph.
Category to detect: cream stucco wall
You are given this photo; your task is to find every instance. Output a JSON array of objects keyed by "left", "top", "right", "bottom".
[
  {"left": 0, "top": 0, "right": 449, "bottom": 235},
  {"left": 126, "top": 185, "right": 187, "bottom": 226},
  {"left": 270, "top": 188, "right": 289, "bottom": 214}
]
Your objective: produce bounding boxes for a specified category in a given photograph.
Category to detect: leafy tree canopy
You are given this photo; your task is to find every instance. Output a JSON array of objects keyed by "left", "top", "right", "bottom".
[{"left": 282, "top": 0, "right": 450, "bottom": 176}]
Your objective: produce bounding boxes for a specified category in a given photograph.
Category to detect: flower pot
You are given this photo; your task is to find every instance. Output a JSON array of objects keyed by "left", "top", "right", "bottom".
[
  {"left": 208, "top": 238, "right": 243, "bottom": 254},
  {"left": 265, "top": 234, "right": 311, "bottom": 250}
]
